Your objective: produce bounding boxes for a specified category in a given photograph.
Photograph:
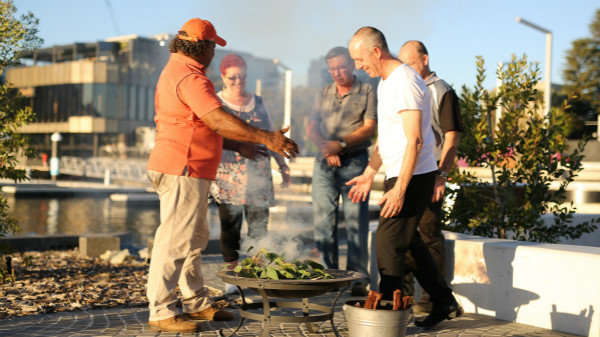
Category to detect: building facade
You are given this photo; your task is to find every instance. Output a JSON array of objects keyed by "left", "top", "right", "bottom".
[{"left": 6, "top": 34, "right": 281, "bottom": 161}]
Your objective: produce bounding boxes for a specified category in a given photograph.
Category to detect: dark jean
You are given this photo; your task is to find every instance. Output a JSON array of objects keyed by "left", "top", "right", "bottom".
[
  {"left": 312, "top": 151, "right": 369, "bottom": 276},
  {"left": 376, "top": 172, "right": 451, "bottom": 301}
]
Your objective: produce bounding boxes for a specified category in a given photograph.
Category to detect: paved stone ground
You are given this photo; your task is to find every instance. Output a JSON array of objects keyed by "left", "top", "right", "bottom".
[{"left": 0, "top": 254, "right": 581, "bottom": 337}]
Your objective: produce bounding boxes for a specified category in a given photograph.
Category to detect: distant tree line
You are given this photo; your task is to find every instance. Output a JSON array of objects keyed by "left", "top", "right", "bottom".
[{"left": 558, "top": 9, "right": 600, "bottom": 139}]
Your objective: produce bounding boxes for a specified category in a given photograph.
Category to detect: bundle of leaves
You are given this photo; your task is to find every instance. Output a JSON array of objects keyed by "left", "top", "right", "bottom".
[{"left": 228, "top": 247, "right": 333, "bottom": 280}]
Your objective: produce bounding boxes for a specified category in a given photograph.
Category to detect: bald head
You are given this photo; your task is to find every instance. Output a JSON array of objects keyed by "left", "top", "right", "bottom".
[
  {"left": 349, "top": 26, "right": 402, "bottom": 79},
  {"left": 351, "top": 26, "right": 390, "bottom": 53},
  {"left": 398, "top": 40, "right": 431, "bottom": 79},
  {"left": 401, "top": 40, "right": 428, "bottom": 57}
]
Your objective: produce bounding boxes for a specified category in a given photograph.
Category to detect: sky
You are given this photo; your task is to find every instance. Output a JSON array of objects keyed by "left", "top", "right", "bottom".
[{"left": 12, "top": 0, "right": 600, "bottom": 90}]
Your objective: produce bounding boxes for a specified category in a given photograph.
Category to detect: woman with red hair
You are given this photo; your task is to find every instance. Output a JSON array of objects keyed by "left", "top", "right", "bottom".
[{"left": 210, "top": 54, "right": 291, "bottom": 293}]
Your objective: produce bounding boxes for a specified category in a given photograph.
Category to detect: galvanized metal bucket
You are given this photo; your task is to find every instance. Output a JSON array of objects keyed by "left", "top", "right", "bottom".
[{"left": 343, "top": 300, "right": 413, "bottom": 337}]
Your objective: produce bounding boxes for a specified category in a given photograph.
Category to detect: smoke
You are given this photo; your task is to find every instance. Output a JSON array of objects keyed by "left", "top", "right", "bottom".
[
  {"left": 239, "top": 223, "right": 313, "bottom": 261},
  {"left": 191, "top": 0, "right": 434, "bottom": 86}
]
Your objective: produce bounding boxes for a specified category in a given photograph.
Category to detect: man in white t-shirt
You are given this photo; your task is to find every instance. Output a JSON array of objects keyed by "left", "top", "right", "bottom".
[{"left": 347, "top": 26, "right": 462, "bottom": 328}]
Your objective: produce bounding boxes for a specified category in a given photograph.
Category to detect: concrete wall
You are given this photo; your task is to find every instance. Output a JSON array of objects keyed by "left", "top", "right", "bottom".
[
  {"left": 445, "top": 231, "right": 600, "bottom": 337},
  {"left": 367, "top": 228, "right": 600, "bottom": 336}
]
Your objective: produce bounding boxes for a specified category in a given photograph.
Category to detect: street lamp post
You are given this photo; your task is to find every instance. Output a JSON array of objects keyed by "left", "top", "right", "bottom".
[
  {"left": 516, "top": 16, "right": 553, "bottom": 115},
  {"left": 50, "top": 132, "right": 62, "bottom": 182},
  {"left": 273, "top": 59, "right": 292, "bottom": 138}
]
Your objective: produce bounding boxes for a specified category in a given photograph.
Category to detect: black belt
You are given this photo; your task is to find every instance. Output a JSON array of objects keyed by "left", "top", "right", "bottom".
[{"left": 339, "top": 149, "right": 367, "bottom": 159}]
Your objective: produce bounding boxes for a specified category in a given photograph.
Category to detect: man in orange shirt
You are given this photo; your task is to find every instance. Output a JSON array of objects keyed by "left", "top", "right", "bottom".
[{"left": 146, "top": 18, "right": 298, "bottom": 333}]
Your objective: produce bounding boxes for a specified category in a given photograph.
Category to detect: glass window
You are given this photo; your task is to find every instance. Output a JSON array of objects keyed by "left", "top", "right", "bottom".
[
  {"left": 69, "top": 84, "right": 82, "bottom": 118},
  {"left": 105, "top": 84, "right": 117, "bottom": 118},
  {"left": 33, "top": 85, "right": 82, "bottom": 122},
  {"left": 34, "top": 86, "right": 48, "bottom": 122},
  {"left": 137, "top": 86, "right": 146, "bottom": 121},
  {"left": 82, "top": 83, "right": 93, "bottom": 116},
  {"left": 93, "top": 84, "right": 106, "bottom": 117},
  {"left": 128, "top": 86, "right": 137, "bottom": 120},
  {"left": 147, "top": 87, "right": 155, "bottom": 121},
  {"left": 116, "top": 84, "right": 127, "bottom": 119}
]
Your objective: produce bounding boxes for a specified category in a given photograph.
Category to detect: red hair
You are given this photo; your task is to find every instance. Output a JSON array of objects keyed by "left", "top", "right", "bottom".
[{"left": 219, "top": 54, "right": 247, "bottom": 75}]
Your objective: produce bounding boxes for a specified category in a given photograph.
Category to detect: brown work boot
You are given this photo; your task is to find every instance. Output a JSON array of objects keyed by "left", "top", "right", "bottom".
[
  {"left": 148, "top": 314, "right": 201, "bottom": 333},
  {"left": 185, "top": 305, "right": 235, "bottom": 321}
]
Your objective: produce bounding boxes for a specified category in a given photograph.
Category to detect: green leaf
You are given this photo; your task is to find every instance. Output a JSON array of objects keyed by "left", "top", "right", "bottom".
[
  {"left": 266, "top": 266, "right": 279, "bottom": 280},
  {"left": 277, "top": 269, "right": 295, "bottom": 279},
  {"left": 304, "top": 260, "right": 325, "bottom": 270},
  {"left": 265, "top": 252, "right": 279, "bottom": 263}
]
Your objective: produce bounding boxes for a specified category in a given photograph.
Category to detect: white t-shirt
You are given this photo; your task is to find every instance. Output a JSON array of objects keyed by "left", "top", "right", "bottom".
[{"left": 377, "top": 64, "right": 437, "bottom": 178}]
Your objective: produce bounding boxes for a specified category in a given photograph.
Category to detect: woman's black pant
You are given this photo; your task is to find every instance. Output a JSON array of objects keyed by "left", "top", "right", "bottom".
[{"left": 217, "top": 203, "right": 269, "bottom": 262}]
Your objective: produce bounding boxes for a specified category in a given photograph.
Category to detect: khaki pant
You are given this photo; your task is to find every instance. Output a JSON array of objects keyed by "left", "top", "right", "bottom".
[{"left": 146, "top": 170, "right": 212, "bottom": 321}]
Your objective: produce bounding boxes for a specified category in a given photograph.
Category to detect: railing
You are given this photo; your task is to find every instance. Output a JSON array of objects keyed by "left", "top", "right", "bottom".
[{"left": 60, "top": 156, "right": 148, "bottom": 183}]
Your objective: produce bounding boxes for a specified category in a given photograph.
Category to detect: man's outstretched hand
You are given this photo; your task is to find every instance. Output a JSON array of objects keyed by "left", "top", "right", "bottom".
[
  {"left": 346, "top": 173, "right": 373, "bottom": 203},
  {"left": 266, "top": 126, "right": 299, "bottom": 159}
]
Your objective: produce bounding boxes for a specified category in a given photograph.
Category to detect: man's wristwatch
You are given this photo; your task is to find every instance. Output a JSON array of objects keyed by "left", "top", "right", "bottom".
[
  {"left": 339, "top": 140, "right": 347, "bottom": 149},
  {"left": 437, "top": 170, "right": 449, "bottom": 179}
]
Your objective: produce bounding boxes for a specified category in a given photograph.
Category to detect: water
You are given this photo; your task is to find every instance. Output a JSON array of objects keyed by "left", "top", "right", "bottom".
[
  {"left": 4, "top": 196, "right": 315, "bottom": 252},
  {"left": 5, "top": 196, "right": 221, "bottom": 249}
]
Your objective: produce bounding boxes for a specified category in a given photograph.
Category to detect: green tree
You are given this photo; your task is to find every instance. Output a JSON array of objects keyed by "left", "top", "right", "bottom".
[
  {"left": 445, "top": 54, "right": 598, "bottom": 243},
  {"left": 0, "top": 0, "right": 42, "bottom": 275},
  {"left": 561, "top": 9, "right": 600, "bottom": 138}
]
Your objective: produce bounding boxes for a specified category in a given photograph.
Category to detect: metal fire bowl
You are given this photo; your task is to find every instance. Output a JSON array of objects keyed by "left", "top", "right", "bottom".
[{"left": 217, "top": 269, "right": 366, "bottom": 299}]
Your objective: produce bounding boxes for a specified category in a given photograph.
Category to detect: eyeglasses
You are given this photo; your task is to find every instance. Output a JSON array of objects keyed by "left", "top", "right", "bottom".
[
  {"left": 328, "top": 66, "right": 350, "bottom": 73},
  {"left": 226, "top": 74, "right": 247, "bottom": 81}
]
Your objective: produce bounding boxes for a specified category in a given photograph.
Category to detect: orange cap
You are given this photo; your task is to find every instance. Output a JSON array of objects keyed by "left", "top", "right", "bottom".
[{"left": 178, "top": 18, "right": 226, "bottom": 46}]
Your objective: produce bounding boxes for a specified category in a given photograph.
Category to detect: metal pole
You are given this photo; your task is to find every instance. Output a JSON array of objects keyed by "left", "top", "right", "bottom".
[
  {"left": 283, "top": 70, "right": 292, "bottom": 138},
  {"left": 50, "top": 132, "right": 62, "bottom": 182},
  {"left": 273, "top": 59, "right": 293, "bottom": 160},
  {"left": 544, "top": 32, "right": 552, "bottom": 115},
  {"left": 516, "top": 17, "right": 552, "bottom": 115},
  {"left": 255, "top": 78, "right": 262, "bottom": 97}
]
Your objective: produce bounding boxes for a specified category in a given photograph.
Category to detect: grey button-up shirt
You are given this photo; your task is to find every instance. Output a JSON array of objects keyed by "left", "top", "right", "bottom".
[{"left": 309, "top": 76, "right": 377, "bottom": 153}]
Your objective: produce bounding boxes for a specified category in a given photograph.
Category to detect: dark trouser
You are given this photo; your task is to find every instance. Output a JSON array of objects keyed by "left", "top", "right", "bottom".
[
  {"left": 404, "top": 195, "right": 447, "bottom": 296},
  {"left": 377, "top": 172, "right": 451, "bottom": 301},
  {"left": 217, "top": 203, "right": 269, "bottom": 262}
]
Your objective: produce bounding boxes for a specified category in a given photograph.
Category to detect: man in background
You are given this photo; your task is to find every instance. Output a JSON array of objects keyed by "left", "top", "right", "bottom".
[
  {"left": 399, "top": 40, "right": 463, "bottom": 312},
  {"left": 307, "top": 46, "right": 377, "bottom": 296}
]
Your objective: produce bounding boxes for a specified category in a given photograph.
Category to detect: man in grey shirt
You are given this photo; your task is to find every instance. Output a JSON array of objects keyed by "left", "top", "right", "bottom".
[{"left": 307, "top": 46, "right": 377, "bottom": 295}]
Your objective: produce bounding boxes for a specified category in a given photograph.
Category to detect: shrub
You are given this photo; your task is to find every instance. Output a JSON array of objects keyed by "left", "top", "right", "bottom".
[{"left": 445, "top": 55, "right": 598, "bottom": 243}]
